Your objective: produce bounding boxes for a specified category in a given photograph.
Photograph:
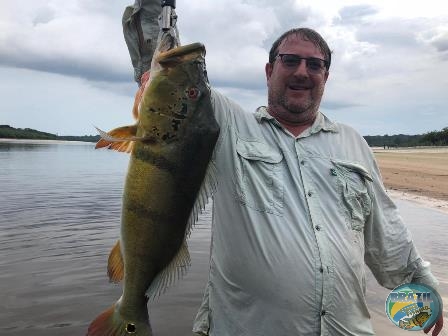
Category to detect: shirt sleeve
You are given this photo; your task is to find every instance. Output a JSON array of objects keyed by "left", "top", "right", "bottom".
[
  {"left": 209, "top": 88, "right": 246, "bottom": 158},
  {"left": 363, "top": 151, "right": 439, "bottom": 290}
]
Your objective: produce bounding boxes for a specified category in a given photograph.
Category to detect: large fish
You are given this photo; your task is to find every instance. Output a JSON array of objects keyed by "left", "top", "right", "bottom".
[{"left": 87, "top": 42, "right": 219, "bottom": 336}]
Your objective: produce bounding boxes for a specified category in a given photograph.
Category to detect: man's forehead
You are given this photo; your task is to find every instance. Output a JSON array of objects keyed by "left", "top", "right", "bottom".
[{"left": 278, "top": 34, "right": 323, "bottom": 55}]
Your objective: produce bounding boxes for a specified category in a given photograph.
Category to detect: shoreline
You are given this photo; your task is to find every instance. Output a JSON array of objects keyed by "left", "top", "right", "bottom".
[
  {"left": 0, "top": 138, "right": 94, "bottom": 145},
  {"left": 386, "top": 189, "right": 448, "bottom": 214}
]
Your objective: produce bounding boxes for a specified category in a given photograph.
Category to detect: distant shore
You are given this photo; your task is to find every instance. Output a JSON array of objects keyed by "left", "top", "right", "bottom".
[
  {"left": 373, "top": 146, "right": 448, "bottom": 214},
  {"left": 0, "top": 138, "right": 94, "bottom": 145}
]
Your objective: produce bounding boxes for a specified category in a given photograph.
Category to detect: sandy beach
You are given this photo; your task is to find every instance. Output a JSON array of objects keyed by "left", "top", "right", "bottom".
[{"left": 373, "top": 147, "right": 448, "bottom": 214}]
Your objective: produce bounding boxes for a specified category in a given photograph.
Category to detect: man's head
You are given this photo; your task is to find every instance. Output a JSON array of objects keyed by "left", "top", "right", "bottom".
[{"left": 265, "top": 28, "right": 332, "bottom": 128}]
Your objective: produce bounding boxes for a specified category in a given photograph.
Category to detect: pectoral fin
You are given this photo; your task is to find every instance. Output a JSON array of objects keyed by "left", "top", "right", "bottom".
[
  {"left": 95, "top": 125, "right": 139, "bottom": 153},
  {"left": 107, "top": 240, "right": 124, "bottom": 283}
]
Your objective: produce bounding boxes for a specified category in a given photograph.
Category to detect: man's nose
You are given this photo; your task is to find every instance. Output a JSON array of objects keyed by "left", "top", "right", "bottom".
[{"left": 293, "top": 60, "right": 309, "bottom": 76}]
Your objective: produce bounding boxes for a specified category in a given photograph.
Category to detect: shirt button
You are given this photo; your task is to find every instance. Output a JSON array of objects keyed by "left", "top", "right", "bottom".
[
  {"left": 315, "top": 225, "right": 321, "bottom": 231},
  {"left": 321, "top": 310, "right": 326, "bottom": 316},
  {"left": 300, "top": 160, "right": 306, "bottom": 165},
  {"left": 330, "top": 168, "right": 337, "bottom": 176},
  {"left": 307, "top": 191, "right": 313, "bottom": 197},
  {"left": 319, "top": 267, "right": 324, "bottom": 273}
]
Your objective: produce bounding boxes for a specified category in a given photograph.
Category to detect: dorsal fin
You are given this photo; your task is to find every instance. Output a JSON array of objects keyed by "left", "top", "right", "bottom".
[{"left": 132, "top": 71, "right": 151, "bottom": 120}]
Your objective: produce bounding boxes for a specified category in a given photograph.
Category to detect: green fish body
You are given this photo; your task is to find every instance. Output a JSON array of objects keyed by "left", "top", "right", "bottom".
[
  {"left": 87, "top": 42, "right": 219, "bottom": 336},
  {"left": 398, "top": 311, "right": 431, "bottom": 329}
]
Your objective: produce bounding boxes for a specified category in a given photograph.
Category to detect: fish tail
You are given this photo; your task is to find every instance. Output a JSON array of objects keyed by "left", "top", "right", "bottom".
[{"left": 87, "top": 301, "right": 152, "bottom": 336}]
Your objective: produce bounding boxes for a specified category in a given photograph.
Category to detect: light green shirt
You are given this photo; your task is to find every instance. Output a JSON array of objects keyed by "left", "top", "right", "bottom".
[{"left": 193, "top": 90, "right": 438, "bottom": 336}]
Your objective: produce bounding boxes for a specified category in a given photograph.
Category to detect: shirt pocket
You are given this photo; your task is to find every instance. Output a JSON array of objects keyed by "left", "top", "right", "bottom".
[
  {"left": 331, "top": 160, "right": 373, "bottom": 232},
  {"left": 235, "top": 137, "right": 284, "bottom": 215}
]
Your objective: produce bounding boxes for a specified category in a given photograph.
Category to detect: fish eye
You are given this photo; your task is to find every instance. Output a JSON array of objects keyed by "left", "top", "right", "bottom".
[
  {"left": 186, "top": 87, "right": 200, "bottom": 100},
  {"left": 126, "top": 323, "right": 136, "bottom": 333}
]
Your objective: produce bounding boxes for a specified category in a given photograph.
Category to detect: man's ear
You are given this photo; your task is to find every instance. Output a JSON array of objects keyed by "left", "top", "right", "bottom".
[{"left": 265, "top": 62, "right": 273, "bottom": 80}]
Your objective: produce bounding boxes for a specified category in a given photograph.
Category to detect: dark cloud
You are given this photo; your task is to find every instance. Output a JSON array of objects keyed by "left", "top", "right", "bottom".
[
  {"left": 431, "top": 33, "right": 448, "bottom": 52},
  {"left": 0, "top": 54, "right": 132, "bottom": 83},
  {"left": 321, "top": 100, "right": 361, "bottom": 110},
  {"left": 333, "top": 5, "right": 378, "bottom": 25}
]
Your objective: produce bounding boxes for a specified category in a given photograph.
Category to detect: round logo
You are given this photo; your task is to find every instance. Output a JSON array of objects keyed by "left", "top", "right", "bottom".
[{"left": 385, "top": 283, "right": 443, "bottom": 331}]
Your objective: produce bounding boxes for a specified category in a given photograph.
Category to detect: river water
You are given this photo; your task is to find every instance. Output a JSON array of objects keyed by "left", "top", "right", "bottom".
[{"left": 0, "top": 140, "right": 446, "bottom": 335}]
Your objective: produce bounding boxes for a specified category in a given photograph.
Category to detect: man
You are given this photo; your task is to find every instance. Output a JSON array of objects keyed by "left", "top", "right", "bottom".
[
  {"left": 122, "top": 3, "right": 443, "bottom": 335},
  {"left": 191, "top": 28, "right": 443, "bottom": 336}
]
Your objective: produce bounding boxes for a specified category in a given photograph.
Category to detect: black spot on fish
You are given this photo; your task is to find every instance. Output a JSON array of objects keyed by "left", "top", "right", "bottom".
[
  {"left": 173, "top": 103, "right": 188, "bottom": 119},
  {"left": 172, "top": 119, "right": 181, "bottom": 131},
  {"left": 161, "top": 133, "right": 176, "bottom": 141}
]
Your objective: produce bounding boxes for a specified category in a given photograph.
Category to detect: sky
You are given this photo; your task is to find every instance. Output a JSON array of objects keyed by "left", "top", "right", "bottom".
[{"left": 0, "top": 0, "right": 447, "bottom": 136}]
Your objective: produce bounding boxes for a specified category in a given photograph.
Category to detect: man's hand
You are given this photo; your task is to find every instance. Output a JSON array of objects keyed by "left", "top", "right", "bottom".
[{"left": 424, "top": 315, "right": 444, "bottom": 335}]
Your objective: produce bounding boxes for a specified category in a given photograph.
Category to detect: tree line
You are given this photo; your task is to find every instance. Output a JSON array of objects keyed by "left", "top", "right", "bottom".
[
  {"left": 364, "top": 127, "right": 448, "bottom": 147},
  {"left": 1, "top": 124, "right": 447, "bottom": 147},
  {"left": 0, "top": 125, "right": 100, "bottom": 143}
]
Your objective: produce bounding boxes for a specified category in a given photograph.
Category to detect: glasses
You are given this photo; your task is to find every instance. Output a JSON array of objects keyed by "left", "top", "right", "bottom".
[{"left": 275, "top": 54, "right": 328, "bottom": 74}]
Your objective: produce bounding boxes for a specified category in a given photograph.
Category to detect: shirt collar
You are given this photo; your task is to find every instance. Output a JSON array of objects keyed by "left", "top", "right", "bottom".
[{"left": 254, "top": 106, "right": 338, "bottom": 136}]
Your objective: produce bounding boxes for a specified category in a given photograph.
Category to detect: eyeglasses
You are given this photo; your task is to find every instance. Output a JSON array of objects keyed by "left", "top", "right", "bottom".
[{"left": 275, "top": 54, "right": 328, "bottom": 74}]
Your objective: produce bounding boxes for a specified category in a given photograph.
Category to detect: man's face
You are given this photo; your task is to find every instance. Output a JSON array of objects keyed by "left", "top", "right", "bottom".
[{"left": 265, "top": 34, "right": 329, "bottom": 123}]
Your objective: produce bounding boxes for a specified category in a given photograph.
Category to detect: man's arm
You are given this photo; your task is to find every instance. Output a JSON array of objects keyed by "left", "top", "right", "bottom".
[{"left": 363, "top": 154, "right": 439, "bottom": 290}]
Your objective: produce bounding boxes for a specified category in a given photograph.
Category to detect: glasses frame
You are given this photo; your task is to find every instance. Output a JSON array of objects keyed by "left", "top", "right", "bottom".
[{"left": 275, "top": 54, "right": 329, "bottom": 74}]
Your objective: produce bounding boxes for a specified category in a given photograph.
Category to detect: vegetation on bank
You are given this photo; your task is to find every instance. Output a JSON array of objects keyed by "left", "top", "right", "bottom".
[
  {"left": 0, "top": 125, "right": 100, "bottom": 143},
  {"left": 1, "top": 125, "right": 447, "bottom": 147},
  {"left": 365, "top": 127, "right": 448, "bottom": 147}
]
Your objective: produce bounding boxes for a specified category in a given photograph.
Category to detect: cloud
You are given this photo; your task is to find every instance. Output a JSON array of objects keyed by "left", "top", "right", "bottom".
[
  {"left": 0, "top": 0, "right": 132, "bottom": 83},
  {"left": 333, "top": 5, "right": 379, "bottom": 25},
  {"left": 0, "top": 0, "right": 447, "bottom": 136},
  {"left": 428, "top": 30, "right": 448, "bottom": 53},
  {"left": 321, "top": 100, "right": 361, "bottom": 110}
]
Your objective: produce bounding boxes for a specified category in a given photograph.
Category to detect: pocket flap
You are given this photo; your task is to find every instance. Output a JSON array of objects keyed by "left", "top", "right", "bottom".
[
  {"left": 332, "top": 160, "right": 373, "bottom": 182},
  {"left": 236, "top": 138, "right": 283, "bottom": 163}
]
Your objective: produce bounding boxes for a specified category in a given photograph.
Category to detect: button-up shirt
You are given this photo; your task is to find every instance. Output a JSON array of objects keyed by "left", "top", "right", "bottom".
[{"left": 193, "top": 90, "right": 438, "bottom": 336}]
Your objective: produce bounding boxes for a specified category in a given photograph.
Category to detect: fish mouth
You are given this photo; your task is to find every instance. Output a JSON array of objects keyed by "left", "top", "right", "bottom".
[{"left": 157, "top": 42, "right": 205, "bottom": 66}]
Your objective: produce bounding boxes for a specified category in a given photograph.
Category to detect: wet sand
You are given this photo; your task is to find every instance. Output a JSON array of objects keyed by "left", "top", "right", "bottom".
[{"left": 373, "top": 147, "right": 448, "bottom": 212}]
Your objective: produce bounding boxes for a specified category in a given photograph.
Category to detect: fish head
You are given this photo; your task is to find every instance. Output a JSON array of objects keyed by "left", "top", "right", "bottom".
[
  {"left": 137, "top": 43, "right": 211, "bottom": 143},
  {"left": 415, "top": 311, "right": 431, "bottom": 326}
]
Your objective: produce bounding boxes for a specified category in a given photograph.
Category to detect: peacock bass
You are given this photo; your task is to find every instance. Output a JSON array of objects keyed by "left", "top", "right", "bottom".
[{"left": 87, "top": 42, "right": 219, "bottom": 336}]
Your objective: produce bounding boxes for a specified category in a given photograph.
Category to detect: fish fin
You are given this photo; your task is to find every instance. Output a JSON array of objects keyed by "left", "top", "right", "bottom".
[
  {"left": 87, "top": 300, "right": 152, "bottom": 336},
  {"left": 185, "top": 161, "right": 218, "bottom": 237},
  {"left": 132, "top": 71, "right": 151, "bottom": 120},
  {"left": 146, "top": 240, "right": 191, "bottom": 300},
  {"left": 95, "top": 125, "right": 138, "bottom": 153},
  {"left": 107, "top": 240, "right": 124, "bottom": 283}
]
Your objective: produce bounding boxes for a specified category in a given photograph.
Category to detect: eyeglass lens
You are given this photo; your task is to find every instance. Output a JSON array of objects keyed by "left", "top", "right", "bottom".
[{"left": 278, "top": 54, "right": 326, "bottom": 73}]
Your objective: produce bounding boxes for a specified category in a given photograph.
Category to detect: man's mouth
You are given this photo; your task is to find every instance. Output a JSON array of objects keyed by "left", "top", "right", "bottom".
[{"left": 288, "top": 84, "right": 310, "bottom": 91}]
